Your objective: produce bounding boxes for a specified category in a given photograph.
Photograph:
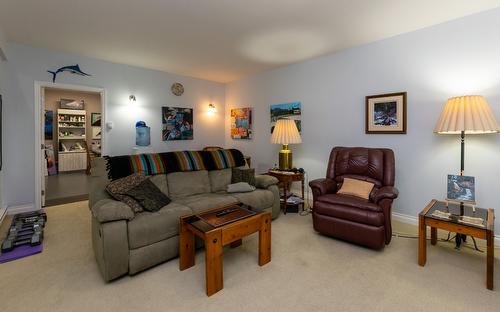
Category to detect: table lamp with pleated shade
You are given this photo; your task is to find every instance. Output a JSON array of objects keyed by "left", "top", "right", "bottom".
[
  {"left": 271, "top": 119, "right": 302, "bottom": 170},
  {"left": 434, "top": 95, "right": 499, "bottom": 249}
]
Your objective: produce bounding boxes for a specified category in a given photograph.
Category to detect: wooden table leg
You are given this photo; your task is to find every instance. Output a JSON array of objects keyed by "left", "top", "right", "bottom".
[
  {"left": 230, "top": 239, "right": 242, "bottom": 248},
  {"left": 205, "top": 230, "right": 223, "bottom": 296},
  {"left": 283, "top": 182, "right": 288, "bottom": 215},
  {"left": 258, "top": 214, "right": 272, "bottom": 266},
  {"left": 487, "top": 229, "right": 494, "bottom": 290},
  {"left": 179, "top": 219, "right": 195, "bottom": 270},
  {"left": 301, "top": 178, "right": 305, "bottom": 211},
  {"left": 431, "top": 227, "right": 437, "bottom": 245},
  {"left": 418, "top": 215, "right": 426, "bottom": 266}
]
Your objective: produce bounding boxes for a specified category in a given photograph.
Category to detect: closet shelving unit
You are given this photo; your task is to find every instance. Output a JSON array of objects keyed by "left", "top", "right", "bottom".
[{"left": 57, "top": 109, "right": 87, "bottom": 172}]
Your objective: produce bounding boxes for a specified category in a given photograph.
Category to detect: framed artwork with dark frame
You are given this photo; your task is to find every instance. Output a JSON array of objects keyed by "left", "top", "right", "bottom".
[{"left": 365, "top": 92, "right": 407, "bottom": 134}]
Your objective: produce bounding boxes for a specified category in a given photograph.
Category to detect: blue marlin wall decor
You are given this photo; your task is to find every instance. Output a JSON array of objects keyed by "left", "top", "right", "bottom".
[{"left": 47, "top": 64, "right": 91, "bottom": 83}]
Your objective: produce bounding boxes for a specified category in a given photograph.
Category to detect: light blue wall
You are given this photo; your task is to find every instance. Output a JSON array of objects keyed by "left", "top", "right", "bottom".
[
  {"left": 2, "top": 43, "right": 226, "bottom": 209},
  {"left": 226, "top": 8, "right": 500, "bottom": 231}
]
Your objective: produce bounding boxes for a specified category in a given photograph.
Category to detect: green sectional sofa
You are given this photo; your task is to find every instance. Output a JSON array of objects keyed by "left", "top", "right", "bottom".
[{"left": 89, "top": 157, "right": 280, "bottom": 282}]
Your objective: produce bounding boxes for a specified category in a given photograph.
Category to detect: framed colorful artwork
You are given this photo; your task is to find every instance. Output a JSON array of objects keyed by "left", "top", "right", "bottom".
[
  {"left": 162, "top": 106, "right": 193, "bottom": 141},
  {"left": 231, "top": 108, "right": 252, "bottom": 139},
  {"left": 366, "top": 92, "right": 407, "bottom": 134}
]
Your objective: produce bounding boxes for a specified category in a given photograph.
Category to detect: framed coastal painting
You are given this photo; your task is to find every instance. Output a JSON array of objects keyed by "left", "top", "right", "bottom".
[
  {"left": 231, "top": 108, "right": 252, "bottom": 139},
  {"left": 447, "top": 174, "right": 475, "bottom": 203},
  {"left": 91, "top": 112, "right": 101, "bottom": 127},
  {"left": 270, "top": 101, "right": 301, "bottom": 134},
  {"left": 162, "top": 106, "right": 193, "bottom": 141},
  {"left": 365, "top": 92, "right": 406, "bottom": 134}
]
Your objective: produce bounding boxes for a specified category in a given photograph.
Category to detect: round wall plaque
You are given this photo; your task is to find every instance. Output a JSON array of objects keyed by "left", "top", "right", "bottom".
[{"left": 171, "top": 83, "right": 184, "bottom": 96}]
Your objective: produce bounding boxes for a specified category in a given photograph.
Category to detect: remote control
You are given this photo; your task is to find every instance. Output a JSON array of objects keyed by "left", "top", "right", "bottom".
[{"left": 216, "top": 208, "right": 237, "bottom": 217}]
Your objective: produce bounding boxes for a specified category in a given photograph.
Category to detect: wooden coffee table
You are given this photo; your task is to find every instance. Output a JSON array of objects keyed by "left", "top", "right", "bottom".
[
  {"left": 179, "top": 204, "right": 272, "bottom": 296},
  {"left": 418, "top": 199, "right": 495, "bottom": 290}
]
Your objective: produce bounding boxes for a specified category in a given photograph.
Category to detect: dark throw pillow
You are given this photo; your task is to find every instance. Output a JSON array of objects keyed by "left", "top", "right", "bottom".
[
  {"left": 232, "top": 167, "right": 256, "bottom": 186},
  {"left": 125, "top": 179, "right": 171, "bottom": 212},
  {"left": 106, "top": 172, "right": 147, "bottom": 213}
]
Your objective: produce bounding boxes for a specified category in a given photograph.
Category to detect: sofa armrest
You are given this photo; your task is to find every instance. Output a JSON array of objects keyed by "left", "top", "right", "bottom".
[
  {"left": 372, "top": 186, "right": 399, "bottom": 204},
  {"left": 255, "top": 175, "right": 279, "bottom": 189},
  {"left": 91, "top": 199, "right": 135, "bottom": 223},
  {"left": 309, "top": 178, "right": 337, "bottom": 201}
]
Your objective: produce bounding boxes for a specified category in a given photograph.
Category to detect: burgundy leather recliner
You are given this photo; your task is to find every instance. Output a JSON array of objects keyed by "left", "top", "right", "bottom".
[{"left": 309, "top": 147, "right": 399, "bottom": 249}]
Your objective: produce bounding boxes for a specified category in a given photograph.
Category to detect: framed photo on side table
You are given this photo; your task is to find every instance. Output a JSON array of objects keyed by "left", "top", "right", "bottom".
[
  {"left": 366, "top": 92, "right": 407, "bottom": 134},
  {"left": 447, "top": 174, "right": 475, "bottom": 203}
]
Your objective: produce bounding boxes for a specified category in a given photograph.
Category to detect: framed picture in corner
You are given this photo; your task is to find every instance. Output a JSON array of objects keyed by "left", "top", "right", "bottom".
[{"left": 366, "top": 92, "right": 407, "bottom": 134}]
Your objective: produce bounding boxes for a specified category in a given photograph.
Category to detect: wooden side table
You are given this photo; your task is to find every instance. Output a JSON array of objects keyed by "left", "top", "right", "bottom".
[
  {"left": 267, "top": 170, "right": 305, "bottom": 214},
  {"left": 418, "top": 199, "right": 495, "bottom": 290}
]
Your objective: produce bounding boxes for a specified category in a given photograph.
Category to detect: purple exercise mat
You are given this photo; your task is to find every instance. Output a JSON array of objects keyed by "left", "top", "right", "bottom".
[
  {"left": 0, "top": 244, "right": 43, "bottom": 263},
  {"left": 0, "top": 210, "right": 45, "bottom": 263}
]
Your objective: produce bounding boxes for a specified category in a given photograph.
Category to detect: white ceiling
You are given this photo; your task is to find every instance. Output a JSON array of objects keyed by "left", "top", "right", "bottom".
[{"left": 1, "top": 0, "right": 500, "bottom": 83}]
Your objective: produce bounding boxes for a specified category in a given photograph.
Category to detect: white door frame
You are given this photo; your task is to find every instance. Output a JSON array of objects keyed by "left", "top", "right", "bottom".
[{"left": 34, "top": 81, "right": 106, "bottom": 209}]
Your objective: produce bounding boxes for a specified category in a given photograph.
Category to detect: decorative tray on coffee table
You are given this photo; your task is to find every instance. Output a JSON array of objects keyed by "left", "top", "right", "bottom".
[{"left": 187, "top": 205, "right": 256, "bottom": 232}]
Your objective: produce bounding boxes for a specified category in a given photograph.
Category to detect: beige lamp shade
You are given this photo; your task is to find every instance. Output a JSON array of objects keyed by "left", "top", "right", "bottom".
[
  {"left": 271, "top": 119, "right": 302, "bottom": 144},
  {"left": 434, "top": 95, "right": 500, "bottom": 134}
]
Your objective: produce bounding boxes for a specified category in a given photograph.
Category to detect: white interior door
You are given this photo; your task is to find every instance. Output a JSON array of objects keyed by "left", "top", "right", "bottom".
[{"left": 41, "top": 87, "right": 46, "bottom": 207}]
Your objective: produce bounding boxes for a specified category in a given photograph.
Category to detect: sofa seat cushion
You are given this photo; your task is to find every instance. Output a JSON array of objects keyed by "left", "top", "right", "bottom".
[
  {"left": 314, "top": 197, "right": 384, "bottom": 227},
  {"left": 127, "top": 202, "right": 192, "bottom": 249},
  {"left": 230, "top": 189, "right": 274, "bottom": 212},
  {"left": 167, "top": 170, "right": 211, "bottom": 198},
  {"left": 174, "top": 193, "right": 239, "bottom": 213},
  {"left": 317, "top": 194, "right": 381, "bottom": 212}
]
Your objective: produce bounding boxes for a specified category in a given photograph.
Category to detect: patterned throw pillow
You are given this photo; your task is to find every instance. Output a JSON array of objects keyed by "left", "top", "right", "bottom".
[
  {"left": 105, "top": 172, "right": 147, "bottom": 213},
  {"left": 231, "top": 168, "right": 256, "bottom": 186},
  {"left": 125, "top": 179, "right": 171, "bottom": 212}
]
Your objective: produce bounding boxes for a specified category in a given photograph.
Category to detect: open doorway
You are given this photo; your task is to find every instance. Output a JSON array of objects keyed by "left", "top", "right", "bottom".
[{"left": 41, "top": 87, "right": 103, "bottom": 206}]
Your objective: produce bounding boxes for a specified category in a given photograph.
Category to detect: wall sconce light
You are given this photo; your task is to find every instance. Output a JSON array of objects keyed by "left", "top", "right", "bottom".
[
  {"left": 208, "top": 103, "right": 217, "bottom": 113},
  {"left": 129, "top": 95, "right": 137, "bottom": 102}
]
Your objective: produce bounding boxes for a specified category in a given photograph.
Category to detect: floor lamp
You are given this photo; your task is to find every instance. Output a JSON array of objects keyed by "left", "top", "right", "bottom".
[{"left": 434, "top": 95, "right": 500, "bottom": 248}]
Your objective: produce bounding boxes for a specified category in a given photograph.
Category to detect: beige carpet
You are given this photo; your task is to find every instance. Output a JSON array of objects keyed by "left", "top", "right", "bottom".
[{"left": 0, "top": 201, "right": 498, "bottom": 312}]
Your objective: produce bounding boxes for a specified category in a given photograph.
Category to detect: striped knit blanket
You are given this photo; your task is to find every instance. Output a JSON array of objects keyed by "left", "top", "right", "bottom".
[{"left": 104, "top": 149, "right": 246, "bottom": 180}]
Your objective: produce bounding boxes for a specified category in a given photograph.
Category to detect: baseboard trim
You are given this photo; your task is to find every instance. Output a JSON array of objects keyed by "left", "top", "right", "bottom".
[
  {"left": 7, "top": 203, "right": 37, "bottom": 215},
  {"left": 392, "top": 211, "right": 500, "bottom": 246},
  {"left": 392, "top": 212, "right": 418, "bottom": 225}
]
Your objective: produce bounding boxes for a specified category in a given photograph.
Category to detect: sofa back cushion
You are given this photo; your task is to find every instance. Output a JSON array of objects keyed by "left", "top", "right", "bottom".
[
  {"left": 148, "top": 174, "right": 169, "bottom": 195},
  {"left": 208, "top": 169, "right": 232, "bottom": 192},
  {"left": 167, "top": 170, "right": 211, "bottom": 198}
]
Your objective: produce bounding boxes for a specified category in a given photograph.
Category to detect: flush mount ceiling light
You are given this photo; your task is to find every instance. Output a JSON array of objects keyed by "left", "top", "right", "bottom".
[{"left": 129, "top": 95, "right": 136, "bottom": 102}]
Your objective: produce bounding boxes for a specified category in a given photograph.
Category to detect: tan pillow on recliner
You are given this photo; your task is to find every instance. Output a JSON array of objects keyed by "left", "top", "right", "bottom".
[{"left": 337, "top": 178, "right": 374, "bottom": 200}]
